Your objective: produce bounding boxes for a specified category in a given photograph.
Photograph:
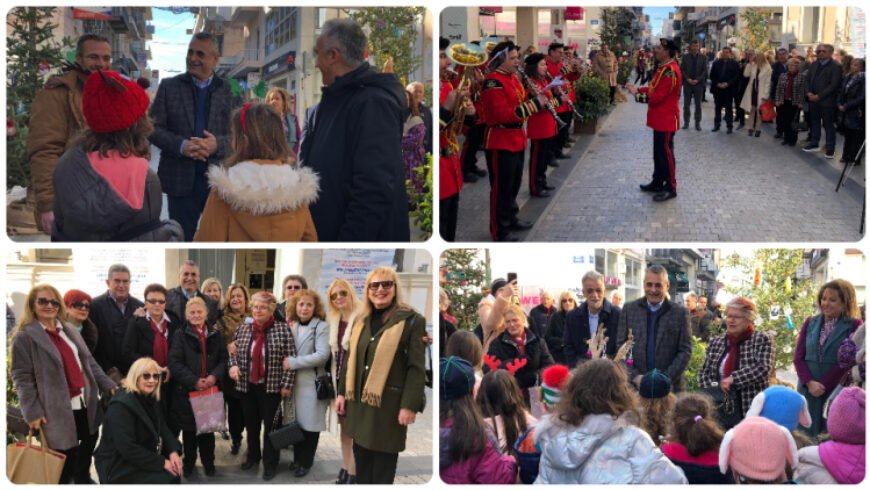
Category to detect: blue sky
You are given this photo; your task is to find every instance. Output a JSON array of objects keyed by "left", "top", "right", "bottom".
[
  {"left": 644, "top": 7, "right": 675, "bottom": 36},
  {"left": 148, "top": 9, "right": 195, "bottom": 77}
]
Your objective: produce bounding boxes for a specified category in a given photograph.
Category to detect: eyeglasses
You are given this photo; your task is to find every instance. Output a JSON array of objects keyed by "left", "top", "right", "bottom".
[
  {"left": 330, "top": 290, "right": 349, "bottom": 301},
  {"left": 140, "top": 373, "right": 162, "bottom": 381},
  {"left": 561, "top": 299, "right": 574, "bottom": 303},
  {"left": 146, "top": 299, "right": 166, "bottom": 305},
  {"left": 36, "top": 298, "right": 61, "bottom": 308},
  {"left": 368, "top": 281, "right": 395, "bottom": 291},
  {"left": 71, "top": 302, "right": 91, "bottom": 310},
  {"left": 286, "top": 285, "right": 302, "bottom": 290}
]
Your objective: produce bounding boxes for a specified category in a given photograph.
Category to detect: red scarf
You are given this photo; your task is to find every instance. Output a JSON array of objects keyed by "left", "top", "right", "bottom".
[
  {"left": 149, "top": 318, "right": 169, "bottom": 367},
  {"left": 512, "top": 330, "right": 527, "bottom": 356},
  {"left": 723, "top": 327, "right": 754, "bottom": 379},
  {"left": 785, "top": 71, "right": 798, "bottom": 101},
  {"left": 44, "top": 326, "right": 86, "bottom": 399},
  {"left": 251, "top": 317, "right": 274, "bottom": 384},
  {"left": 194, "top": 325, "right": 208, "bottom": 378}
]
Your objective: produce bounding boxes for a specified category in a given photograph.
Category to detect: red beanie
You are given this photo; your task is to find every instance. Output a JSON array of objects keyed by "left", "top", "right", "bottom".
[
  {"left": 82, "top": 70, "right": 150, "bottom": 133},
  {"left": 63, "top": 289, "right": 92, "bottom": 308}
]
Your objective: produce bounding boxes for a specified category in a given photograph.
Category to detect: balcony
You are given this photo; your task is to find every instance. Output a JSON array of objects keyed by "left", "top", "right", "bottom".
[
  {"left": 230, "top": 7, "right": 260, "bottom": 27},
  {"left": 222, "top": 48, "right": 263, "bottom": 79},
  {"left": 108, "top": 9, "right": 130, "bottom": 33}
]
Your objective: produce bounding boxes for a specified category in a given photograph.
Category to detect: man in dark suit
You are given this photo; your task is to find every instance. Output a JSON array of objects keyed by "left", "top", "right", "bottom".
[
  {"left": 709, "top": 46, "right": 741, "bottom": 133},
  {"left": 563, "top": 271, "right": 621, "bottom": 368},
  {"left": 803, "top": 43, "right": 842, "bottom": 158},
  {"left": 165, "top": 260, "right": 220, "bottom": 326},
  {"left": 616, "top": 264, "right": 692, "bottom": 391},
  {"left": 90, "top": 264, "right": 145, "bottom": 378},
  {"left": 770, "top": 48, "right": 789, "bottom": 138},
  {"left": 681, "top": 40, "right": 708, "bottom": 131},
  {"left": 149, "top": 32, "right": 240, "bottom": 240}
]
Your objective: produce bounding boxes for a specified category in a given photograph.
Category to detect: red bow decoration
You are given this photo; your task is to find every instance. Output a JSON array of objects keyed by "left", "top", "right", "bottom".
[
  {"left": 483, "top": 354, "right": 502, "bottom": 371},
  {"left": 506, "top": 358, "right": 528, "bottom": 376}
]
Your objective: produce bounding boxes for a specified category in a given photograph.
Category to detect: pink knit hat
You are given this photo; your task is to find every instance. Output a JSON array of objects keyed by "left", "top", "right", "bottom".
[
  {"left": 719, "top": 417, "right": 798, "bottom": 482},
  {"left": 827, "top": 387, "right": 865, "bottom": 444}
]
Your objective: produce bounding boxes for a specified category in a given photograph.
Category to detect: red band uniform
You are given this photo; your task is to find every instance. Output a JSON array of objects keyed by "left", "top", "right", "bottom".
[
  {"left": 546, "top": 58, "right": 581, "bottom": 150},
  {"left": 439, "top": 77, "right": 463, "bottom": 241},
  {"left": 646, "top": 59, "right": 682, "bottom": 193},
  {"left": 525, "top": 75, "right": 559, "bottom": 195}
]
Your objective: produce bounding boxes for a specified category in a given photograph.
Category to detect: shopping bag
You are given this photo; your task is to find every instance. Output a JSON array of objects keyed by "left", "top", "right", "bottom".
[
  {"left": 760, "top": 99, "right": 776, "bottom": 122},
  {"left": 6, "top": 427, "right": 67, "bottom": 484},
  {"left": 189, "top": 386, "right": 228, "bottom": 435}
]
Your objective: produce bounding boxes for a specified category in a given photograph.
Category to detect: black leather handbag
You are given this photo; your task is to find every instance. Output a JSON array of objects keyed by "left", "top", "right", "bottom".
[
  {"left": 315, "top": 366, "right": 336, "bottom": 401},
  {"left": 700, "top": 384, "right": 743, "bottom": 430},
  {"left": 268, "top": 400, "right": 304, "bottom": 449}
]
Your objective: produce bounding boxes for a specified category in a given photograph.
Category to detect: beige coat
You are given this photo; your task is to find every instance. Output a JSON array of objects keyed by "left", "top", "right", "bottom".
[
  {"left": 740, "top": 62, "right": 773, "bottom": 113},
  {"left": 193, "top": 159, "right": 319, "bottom": 242},
  {"left": 593, "top": 51, "right": 619, "bottom": 86},
  {"left": 27, "top": 70, "right": 89, "bottom": 226}
]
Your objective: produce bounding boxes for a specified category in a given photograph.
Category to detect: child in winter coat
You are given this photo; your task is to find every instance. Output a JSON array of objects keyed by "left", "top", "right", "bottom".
[
  {"left": 638, "top": 369, "right": 676, "bottom": 445},
  {"left": 194, "top": 102, "right": 318, "bottom": 242},
  {"left": 514, "top": 364, "right": 570, "bottom": 484},
  {"left": 661, "top": 393, "right": 730, "bottom": 484},
  {"left": 719, "top": 416, "right": 798, "bottom": 484},
  {"left": 534, "top": 359, "right": 687, "bottom": 484},
  {"left": 796, "top": 386, "right": 865, "bottom": 484},
  {"left": 746, "top": 385, "right": 814, "bottom": 449},
  {"left": 476, "top": 369, "right": 537, "bottom": 456},
  {"left": 439, "top": 356, "right": 517, "bottom": 484}
]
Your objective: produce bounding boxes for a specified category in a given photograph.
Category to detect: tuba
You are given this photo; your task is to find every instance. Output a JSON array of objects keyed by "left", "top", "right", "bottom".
[{"left": 444, "top": 42, "right": 488, "bottom": 152}]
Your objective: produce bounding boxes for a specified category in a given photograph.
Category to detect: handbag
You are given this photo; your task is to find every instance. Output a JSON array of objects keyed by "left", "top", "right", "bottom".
[
  {"left": 6, "top": 427, "right": 67, "bottom": 484},
  {"left": 269, "top": 395, "right": 304, "bottom": 449},
  {"left": 760, "top": 99, "right": 776, "bottom": 122},
  {"left": 188, "top": 386, "right": 228, "bottom": 435},
  {"left": 700, "top": 384, "right": 742, "bottom": 430},
  {"left": 315, "top": 355, "right": 336, "bottom": 401}
]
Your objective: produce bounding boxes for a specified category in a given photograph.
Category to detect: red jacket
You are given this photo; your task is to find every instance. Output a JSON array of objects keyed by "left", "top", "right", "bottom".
[
  {"left": 439, "top": 78, "right": 463, "bottom": 199},
  {"left": 526, "top": 77, "right": 558, "bottom": 140},
  {"left": 480, "top": 69, "right": 538, "bottom": 152},
  {"left": 546, "top": 58, "right": 580, "bottom": 112},
  {"left": 647, "top": 59, "right": 683, "bottom": 132}
]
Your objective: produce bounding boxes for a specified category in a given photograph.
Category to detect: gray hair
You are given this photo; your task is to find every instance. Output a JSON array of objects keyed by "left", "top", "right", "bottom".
[
  {"left": 107, "top": 263, "right": 130, "bottom": 279},
  {"left": 684, "top": 292, "right": 698, "bottom": 302},
  {"left": 646, "top": 264, "right": 668, "bottom": 277},
  {"left": 406, "top": 81, "right": 424, "bottom": 92},
  {"left": 321, "top": 18, "right": 367, "bottom": 66},
  {"left": 179, "top": 260, "right": 199, "bottom": 274},
  {"left": 581, "top": 270, "right": 605, "bottom": 286},
  {"left": 191, "top": 32, "right": 220, "bottom": 56}
]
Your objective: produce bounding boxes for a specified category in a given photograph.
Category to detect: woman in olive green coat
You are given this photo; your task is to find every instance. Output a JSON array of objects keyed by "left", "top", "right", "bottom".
[{"left": 335, "top": 266, "right": 427, "bottom": 484}]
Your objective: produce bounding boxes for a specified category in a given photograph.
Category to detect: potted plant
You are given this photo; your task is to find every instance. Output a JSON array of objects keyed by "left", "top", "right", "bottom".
[{"left": 573, "top": 74, "right": 610, "bottom": 134}]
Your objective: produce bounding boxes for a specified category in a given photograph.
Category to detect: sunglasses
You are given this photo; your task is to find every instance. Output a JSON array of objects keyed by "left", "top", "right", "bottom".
[
  {"left": 140, "top": 373, "right": 162, "bottom": 381},
  {"left": 71, "top": 302, "right": 91, "bottom": 310},
  {"left": 368, "top": 281, "right": 395, "bottom": 291},
  {"left": 146, "top": 299, "right": 166, "bottom": 305},
  {"left": 36, "top": 298, "right": 61, "bottom": 308},
  {"left": 561, "top": 299, "right": 574, "bottom": 303},
  {"left": 286, "top": 285, "right": 302, "bottom": 290},
  {"left": 330, "top": 290, "right": 349, "bottom": 301}
]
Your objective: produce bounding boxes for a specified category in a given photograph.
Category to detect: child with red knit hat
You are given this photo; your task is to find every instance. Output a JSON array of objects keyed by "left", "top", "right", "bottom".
[{"left": 52, "top": 70, "right": 182, "bottom": 241}]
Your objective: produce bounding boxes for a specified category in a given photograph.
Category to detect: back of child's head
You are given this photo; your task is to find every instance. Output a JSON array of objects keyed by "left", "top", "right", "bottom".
[
  {"left": 440, "top": 356, "right": 487, "bottom": 462},
  {"left": 827, "top": 386, "right": 865, "bottom": 445},
  {"left": 745, "top": 386, "right": 811, "bottom": 431},
  {"left": 445, "top": 330, "right": 484, "bottom": 371},
  {"left": 476, "top": 369, "right": 528, "bottom": 454},
  {"left": 554, "top": 358, "right": 638, "bottom": 427},
  {"left": 670, "top": 393, "right": 725, "bottom": 456},
  {"left": 227, "top": 102, "right": 293, "bottom": 165},
  {"left": 719, "top": 417, "right": 798, "bottom": 484}
]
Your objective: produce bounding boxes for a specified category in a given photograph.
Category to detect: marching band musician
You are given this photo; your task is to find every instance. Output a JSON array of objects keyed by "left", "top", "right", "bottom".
[
  {"left": 545, "top": 43, "right": 583, "bottom": 158},
  {"left": 479, "top": 41, "right": 549, "bottom": 242},
  {"left": 627, "top": 38, "right": 683, "bottom": 203},
  {"left": 523, "top": 53, "right": 565, "bottom": 198},
  {"left": 455, "top": 41, "right": 488, "bottom": 183},
  {"left": 439, "top": 37, "right": 471, "bottom": 241}
]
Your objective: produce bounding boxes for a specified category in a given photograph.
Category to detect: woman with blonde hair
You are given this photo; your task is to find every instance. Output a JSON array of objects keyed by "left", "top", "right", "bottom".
[
  {"left": 11, "top": 284, "right": 118, "bottom": 484},
  {"left": 193, "top": 102, "right": 318, "bottom": 242},
  {"left": 94, "top": 357, "right": 183, "bottom": 483},
  {"left": 544, "top": 290, "right": 578, "bottom": 364},
  {"left": 200, "top": 277, "right": 224, "bottom": 312},
  {"left": 740, "top": 49, "right": 772, "bottom": 137},
  {"left": 335, "top": 267, "right": 426, "bottom": 483},
  {"left": 265, "top": 87, "right": 301, "bottom": 156},
  {"left": 325, "top": 278, "right": 361, "bottom": 484},
  {"left": 216, "top": 282, "right": 251, "bottom": 454}
]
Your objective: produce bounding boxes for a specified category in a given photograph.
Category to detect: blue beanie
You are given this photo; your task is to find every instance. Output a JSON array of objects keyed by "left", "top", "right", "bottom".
[
  {"left": 746, "top": 385, "right": 811, "bottom": 431},
  {"left": 440, "top": 356, "right": 475, "bottom": 401}
]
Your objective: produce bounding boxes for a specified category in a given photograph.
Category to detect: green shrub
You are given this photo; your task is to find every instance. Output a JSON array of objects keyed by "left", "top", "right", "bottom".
[
  {"left": 617, "top": 59, "right": 633, "bottom": 86},
  {"left": 684, "top": 338, "right": 707, "bottom": 392},
  {"left": 573, "top": 74, "right": 611, "bottom": 120}
]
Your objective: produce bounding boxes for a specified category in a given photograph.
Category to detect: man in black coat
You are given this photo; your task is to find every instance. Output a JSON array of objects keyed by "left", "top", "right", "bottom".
[
  {"left": 709, "top": 46, "right": 741, "bottom": 133},
  {"left": 529, "top": 291, "right": 556, "bottom": 340},
  {"left": 616, "top": 265, "right": 692, "bottom": 391},
  {"left": 770, "top": 48, "right": 789, "bottom": 138},
  {"left": 299, "top": 18, "right": 410, "bottom": 241},
  {"left": 681, "top": 40, "right": 708, "bottom": 131},
  {"left": 91, "top": 264, "right": 145, "bottom": 378},
  {"left": 803, "top": 43, "right": 843, "bottom": 158},
  {"left": 165, "top": 261, "right": 220, "bottom": 326},
  {"left": 564, "top": 271, "right": 621, "bottom": 368},
  {"left": 149, "top": 32, "right": 241, "bottom": 241}
]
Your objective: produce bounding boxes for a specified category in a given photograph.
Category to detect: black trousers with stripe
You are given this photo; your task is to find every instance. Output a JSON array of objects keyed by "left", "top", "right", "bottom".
[
  {"left": 485, "top": 148, "right": 523, "bottom": 240},
  {"left": 460, "top": 123, "right": 486, "bottom": 174},
  {"left": 652, "top": 131, "right": 677, "bottom": 192},
  {"left": 528, "top": 138, "right": 552, "bottom": 194}
]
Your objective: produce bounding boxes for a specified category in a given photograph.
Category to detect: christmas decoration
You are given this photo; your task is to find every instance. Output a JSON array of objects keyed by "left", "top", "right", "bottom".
[
  {"left": 346, "top": 8, "right": 426, "bottom": 85},
  {"left": 441, "top": 249, "right": 490, "bottom": 331}
]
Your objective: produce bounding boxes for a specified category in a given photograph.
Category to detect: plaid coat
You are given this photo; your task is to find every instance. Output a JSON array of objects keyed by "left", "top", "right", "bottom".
[
  {"left": 229, "top": 321, "right": 296, "bottom": 394},
  {"left": 775, "top": 72, "right": 808, "bottom": 110},
  {"left": 149, "top": 73, "right": 241, "bottom": 197},
  {"left": 699, "top": 330, "right": 772, "bottom": 416}
]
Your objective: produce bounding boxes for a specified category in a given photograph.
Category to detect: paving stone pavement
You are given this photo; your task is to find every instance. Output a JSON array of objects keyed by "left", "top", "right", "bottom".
[
  {"left": 87, "top": 387, "right": 433, "bottom": 484},
  {"left": 454, "top": 92, "right": 865, "bottom": 242}
]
